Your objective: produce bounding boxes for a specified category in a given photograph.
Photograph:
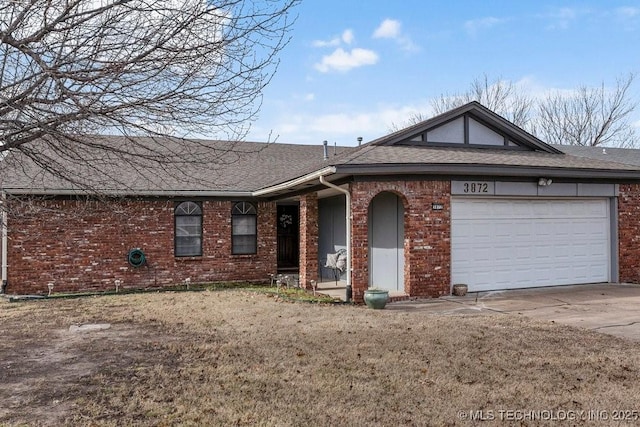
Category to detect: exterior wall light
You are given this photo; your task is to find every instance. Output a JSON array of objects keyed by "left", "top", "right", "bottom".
[{"left": 538, "top": 178, "right": 553, "bottom": 186}]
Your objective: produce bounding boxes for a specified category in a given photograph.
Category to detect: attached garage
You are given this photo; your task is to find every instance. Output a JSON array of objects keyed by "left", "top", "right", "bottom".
[{"left": 451, "top": 197, "right": 611, "bottom": 292}]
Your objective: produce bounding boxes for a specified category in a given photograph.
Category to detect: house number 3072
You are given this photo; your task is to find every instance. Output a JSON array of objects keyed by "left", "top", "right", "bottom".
[{"left": 463, "top": 182, "right": 489, "bottom": 193}]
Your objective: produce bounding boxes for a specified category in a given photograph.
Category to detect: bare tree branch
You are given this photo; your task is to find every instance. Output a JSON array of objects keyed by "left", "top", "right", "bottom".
[
  {"left": 430, "top": 74, "right": 533, "bottom": 128},
  {"left": 0, "top": 0, "right": 298, "bottom": 190},
  {"left": 534, "top": 73, "right": 638, "bottom": 147},
  {"left": 393, "top": 73, "right": 638, "bottom": 148}
]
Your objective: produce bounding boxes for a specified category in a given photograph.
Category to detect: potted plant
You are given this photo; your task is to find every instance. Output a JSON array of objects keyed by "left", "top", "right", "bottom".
[
  {"left": 452, "top": 283, "right": 468, "bottom": 296},
  {"left": 364, "top": 288, "right": 389, "bottom": 309}
]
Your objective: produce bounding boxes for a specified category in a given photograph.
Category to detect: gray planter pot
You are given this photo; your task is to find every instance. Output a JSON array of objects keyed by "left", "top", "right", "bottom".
[{"left": 364, "top": 289, "right": 389, "bottom": 309}]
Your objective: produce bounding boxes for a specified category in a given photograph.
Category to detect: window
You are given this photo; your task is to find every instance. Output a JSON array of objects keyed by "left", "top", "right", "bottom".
[
  {"left": 232, "top": 202, "right": 257, "bottom": 254},
  {"left": 175, "top": 201, "right": 202, "bottom": 257}
]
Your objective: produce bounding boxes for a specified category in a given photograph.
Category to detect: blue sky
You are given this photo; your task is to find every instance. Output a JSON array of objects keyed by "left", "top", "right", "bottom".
[{"left": 246, "top": 1, "right": 640, "bottom": 146}]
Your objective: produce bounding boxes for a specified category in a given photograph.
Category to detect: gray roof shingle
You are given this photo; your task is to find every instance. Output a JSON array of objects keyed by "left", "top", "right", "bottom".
[
  {"left": 0, "top": 136, "right": 355, "bottom": 195},
  {"left": 551, "top": 144, "right": 640, "bottom": 167},
  {"left": 330, "top": 144, "right": 640, "bottom": 171},
  {"left": 3, "top": 133, "right": 640, "bottom": 197}
]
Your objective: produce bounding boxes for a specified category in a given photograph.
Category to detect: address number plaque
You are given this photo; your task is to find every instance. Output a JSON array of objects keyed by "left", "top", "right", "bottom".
[{"left": 451, "top": 180, "right": 495, "bottom": 195}]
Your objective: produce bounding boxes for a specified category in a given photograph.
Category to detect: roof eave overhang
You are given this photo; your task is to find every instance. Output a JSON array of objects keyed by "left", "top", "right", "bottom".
[
  {"left": 252, "top": 166, "right": 337, "bottom": 197},
  {"left": 334, "top": 163, "right": 640, "bottom": 180}
]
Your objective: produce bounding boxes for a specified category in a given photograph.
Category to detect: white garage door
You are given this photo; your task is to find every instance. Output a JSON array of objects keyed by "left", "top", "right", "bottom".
[{"left": 451, "top": 198, "right": 610, "bottom": 292}]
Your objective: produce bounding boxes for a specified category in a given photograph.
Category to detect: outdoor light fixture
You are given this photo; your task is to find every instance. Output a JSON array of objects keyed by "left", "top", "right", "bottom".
[{"left": 538, "top": 178, "right": 553, "bottom": 187}]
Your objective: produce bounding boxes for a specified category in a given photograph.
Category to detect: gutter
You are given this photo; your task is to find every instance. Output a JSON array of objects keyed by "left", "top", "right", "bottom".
[
  {"left": 318, "top": 176, "right": 352, "bottom": 302},
  {"left": 1, "top": 191, "right": 7, "bottom": 293},
  {"left": 333, "top": 163, "right": 640, "bottom": 180}
]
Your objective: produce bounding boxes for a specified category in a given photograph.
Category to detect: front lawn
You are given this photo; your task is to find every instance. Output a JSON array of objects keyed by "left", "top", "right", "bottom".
[{"left": 1, "top": 288, "right": 639, "bottom": 426}]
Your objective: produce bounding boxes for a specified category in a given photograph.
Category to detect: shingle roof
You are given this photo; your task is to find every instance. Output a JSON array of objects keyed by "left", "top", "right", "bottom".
[
  {"left": 551, "top": 144, "right": 640, "bottom": 167},
  {"left": 330, "top": 144, "right": 640, "bottom": 171},
  {"left": 3, "top": 133, "right": 640, "bottom": 197},
  {"left": 0, "top": 136, "right": 355, "bottom": 195}
]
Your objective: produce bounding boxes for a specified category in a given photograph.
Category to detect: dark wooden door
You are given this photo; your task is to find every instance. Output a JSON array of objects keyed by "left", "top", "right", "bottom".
[{"left": 277, "top": 204, "right": 299, "bottom": 270}]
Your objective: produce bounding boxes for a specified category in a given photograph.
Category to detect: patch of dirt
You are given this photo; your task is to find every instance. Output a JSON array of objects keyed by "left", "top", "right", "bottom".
[
  {"left": 2, "top": 290, "right": 640, "bottom": 426},
  {"left": 0, "top": 311, "right": 166, "bottom": 426}
]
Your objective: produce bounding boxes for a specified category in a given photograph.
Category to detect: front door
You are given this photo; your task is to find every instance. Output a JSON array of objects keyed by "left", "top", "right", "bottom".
[
  {"left": 277, "top": 204, "right": 299, "bottom": 270},
  {"left": 369, "top": 192, "right": 404, "bottom": 291}
]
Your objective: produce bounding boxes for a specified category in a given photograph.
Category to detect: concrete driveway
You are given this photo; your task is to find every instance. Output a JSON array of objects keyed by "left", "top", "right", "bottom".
[{"left": 387, "top": 283, "right": 640, "bottom": 342}]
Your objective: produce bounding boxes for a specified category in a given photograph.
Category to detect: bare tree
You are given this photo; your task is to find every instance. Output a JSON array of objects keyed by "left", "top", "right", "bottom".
[
  {"left": 533, "top": 73, "right": 638, "bottom": 147},
  {"left": 390, "top": 74, "right": 532, "bottom": 132},
  {"left": 0, "top": 0, "right": 297, "bottom": 188},
  {"left": 430, "top": 74, "right": 533, "bottom": 128},
  {"left": 394, "top": 73, "right": 638, "bottom": 148}
]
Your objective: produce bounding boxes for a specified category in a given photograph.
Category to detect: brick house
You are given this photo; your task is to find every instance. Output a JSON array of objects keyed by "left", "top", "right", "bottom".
[{"left": 3, "top": 102, "right": 640, "bottom": 302}]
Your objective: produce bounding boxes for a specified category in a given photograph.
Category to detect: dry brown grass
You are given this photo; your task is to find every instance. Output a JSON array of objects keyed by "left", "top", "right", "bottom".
[{"left": 2, "top": 289, "right": 640, "bottom": 426}]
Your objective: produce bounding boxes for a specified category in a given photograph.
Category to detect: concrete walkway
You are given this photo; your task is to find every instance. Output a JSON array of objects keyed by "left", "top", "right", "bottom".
[{"left": 386, "top": 283, "right": 640, "bottom": 342}]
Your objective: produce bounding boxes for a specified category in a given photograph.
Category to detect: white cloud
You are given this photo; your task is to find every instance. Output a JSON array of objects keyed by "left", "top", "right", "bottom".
[
  {"left": 289, "top": 92, "right": 316, "bottom": 102},
  {"left": 259, "top": 102, "right": 433, "bottom": 145},
  {"left": 616, "top": 7, "right": 640, "bottom": 18},
  {"left": 309, "top": 105, "right": 430, "bottom": 135},
  {"left": 464, "top": 17, "right": 505, "bottom": 36},
  {"left": 372, "top": 18, "right": 419, "bottom": 52},
  {"left": 314, "top": 48, "right": 379, "bottom": 73},
  {"left": 373, "top": 19, "right": 401, "bottom": 39},
  {"left": 613, "top": 6, "right": 640, "bottom": 30},
  {"left": 515, "top": 75, "right": 591, "bottom": 99},
  {"left": 541, "top": 7, "right": 592, "bottom": 30},
  {"left": 341, "top": 29, "right": 354, "bottom": 44},
  {"left": 550, "top": 7, "right": 577, "bottom": 29},
  {"left": 312, "top": 37, "right": 340, "bottom": 48},
  {"left": 312, "top": 29, "right": 355, "bottom": 48}
]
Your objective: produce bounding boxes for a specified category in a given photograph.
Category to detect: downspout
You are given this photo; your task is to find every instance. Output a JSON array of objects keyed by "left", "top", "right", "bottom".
[
  {"left": 1, "top": 191, "right": 7, "bottom": 293},
  {"left": 318, "top": 176, "right": 352, "bottom": 301}
]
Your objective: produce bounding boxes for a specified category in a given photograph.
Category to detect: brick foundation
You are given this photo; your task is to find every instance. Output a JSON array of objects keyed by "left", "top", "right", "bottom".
[{"left": 5, "top": 198, "right": 276, "bottom": 295}]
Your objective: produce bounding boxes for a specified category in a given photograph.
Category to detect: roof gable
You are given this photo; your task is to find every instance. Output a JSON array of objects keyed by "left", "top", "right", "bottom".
[{"left": 371, "top": 101, "right": 562, "bottom": 154}]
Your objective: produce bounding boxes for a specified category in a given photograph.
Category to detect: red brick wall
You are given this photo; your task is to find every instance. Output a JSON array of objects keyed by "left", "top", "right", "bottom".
[
  {"left": 618, "top": 184, "right": 640, "bottom": 283},
  {"left": 6, "top": 198, "right": 276, "bottom": 295},
  {"left": 298, "top": 193, "right": 318, "bottom": 289},
  {"left": 350, "top": 180, "right": 451, "bottom": 302}
]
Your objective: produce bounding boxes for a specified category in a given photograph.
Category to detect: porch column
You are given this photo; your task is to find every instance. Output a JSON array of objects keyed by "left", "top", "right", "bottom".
[
  {"left": 349, "top": 183, "right": 369, "bottom": 303},
  {"left": 299, "top": 193, "right": 318, "bottom": 289}
]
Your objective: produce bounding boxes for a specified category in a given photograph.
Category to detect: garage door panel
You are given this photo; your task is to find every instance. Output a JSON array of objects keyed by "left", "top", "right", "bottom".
[{"left": 452, "top": 198, "right": 610, "bottom": 292}]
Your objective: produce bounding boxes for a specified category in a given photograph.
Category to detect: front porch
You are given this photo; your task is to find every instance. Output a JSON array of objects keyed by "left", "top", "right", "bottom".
[
  {"left": 316, "top": 278, "right": 409, "bottom": 302},
  {"left": 296, "top": 182, "right": 452, "bottom": 303}
]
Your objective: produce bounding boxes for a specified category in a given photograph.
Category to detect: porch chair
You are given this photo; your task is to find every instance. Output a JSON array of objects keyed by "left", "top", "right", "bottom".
[{"left": 324, "top": 249, "right": 347, "bottom": 285}]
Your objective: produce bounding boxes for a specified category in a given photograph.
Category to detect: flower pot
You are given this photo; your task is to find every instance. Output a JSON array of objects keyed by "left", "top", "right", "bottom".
[
  {"left": 364, "top": 289, "right": 389, "bottom": 309},
  {"left": 452, "top": 284, "right": 468, "bottom": 296}
]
